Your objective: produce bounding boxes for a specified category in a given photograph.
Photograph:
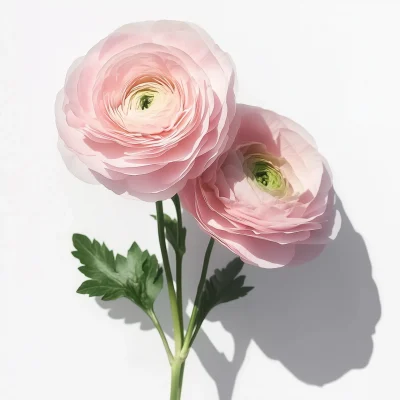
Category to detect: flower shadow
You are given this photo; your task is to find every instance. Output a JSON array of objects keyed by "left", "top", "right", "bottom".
[{"left": 97, "top": 196, "right": 381, "bottom": 399}]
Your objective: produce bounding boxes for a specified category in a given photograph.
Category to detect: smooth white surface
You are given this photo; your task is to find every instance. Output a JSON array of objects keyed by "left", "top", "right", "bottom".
[{"left": 1, "top": 1, "right": 400, "bottom": 399}]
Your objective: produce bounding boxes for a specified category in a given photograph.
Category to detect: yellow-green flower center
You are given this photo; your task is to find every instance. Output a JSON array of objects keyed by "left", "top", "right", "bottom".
[
  {"left": 252, "top": 160, "right": 284, "bottom": 190},
  {"left": 243, "top": 153, "right": 291, "bottom": 198},
  {"left": 138, "top": 93, "right": 154, "bottom": 110}
]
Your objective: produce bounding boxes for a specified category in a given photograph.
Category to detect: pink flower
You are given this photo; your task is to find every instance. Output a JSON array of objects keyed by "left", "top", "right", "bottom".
[
  {"left": 180, "top": 105, "right": 340, "bottom": 268},
  {"left": 55, "top": 21, "right": 237, "bottom": 201}
]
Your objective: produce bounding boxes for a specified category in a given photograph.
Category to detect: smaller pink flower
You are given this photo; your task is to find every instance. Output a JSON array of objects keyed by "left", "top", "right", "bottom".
[
  {"left": 55, "top": 21, "right": 237, "bottom": 201},
  {"left": 180, "top": 105, "right": 340, "bottom": 268}
]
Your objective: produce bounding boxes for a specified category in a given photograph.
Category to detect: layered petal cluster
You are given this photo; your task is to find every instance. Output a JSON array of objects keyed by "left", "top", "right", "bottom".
[
  {"left": 180, "top": 105, "right": 339, "bottom": 268},
  {"left": 56, "top": 21, "right": 237, "bottom": 201}
]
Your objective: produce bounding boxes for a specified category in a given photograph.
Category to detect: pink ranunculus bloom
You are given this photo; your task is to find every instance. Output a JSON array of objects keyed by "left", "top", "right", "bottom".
[
  {"left": 55, "top": 21, "right": 237, "bottom": 201},
  {"left": 180, "top": 105, "right": 340, "bottom": 268}
]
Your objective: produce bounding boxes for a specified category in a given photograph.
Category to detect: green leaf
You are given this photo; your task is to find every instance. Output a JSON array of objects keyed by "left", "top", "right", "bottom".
[
  {"left": 197, "top": 257, "right": 253, "bottom": 324},
  {"left": 151, "top": 213, "right": 186, "bottom": 254},
  {"left": 72, "top": 234, "right": 163, "bottom": 310}
]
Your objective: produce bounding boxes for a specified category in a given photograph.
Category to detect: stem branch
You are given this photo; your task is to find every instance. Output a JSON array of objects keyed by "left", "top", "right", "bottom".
[
  {"left": 172, "top": 194, "right": 184, "bottom": 341},
  {"left": 156, "top": 201, "right": 182, "bottom": 353},
  {"left": 147, "top": 309, "right": 174, "bottom": 365},
  {"left": 180, "top": 237, "right": 215, "bottom": 358}
]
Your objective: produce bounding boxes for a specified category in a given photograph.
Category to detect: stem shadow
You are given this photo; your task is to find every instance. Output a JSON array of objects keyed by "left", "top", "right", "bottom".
[{"left": 96, "top": 196, "right": 381, "bottom": 399}]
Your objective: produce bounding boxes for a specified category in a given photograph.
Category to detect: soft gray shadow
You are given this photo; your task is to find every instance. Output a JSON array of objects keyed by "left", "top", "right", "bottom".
[{"left": 97, "top": 197, "right": 381, "bottom": 399}]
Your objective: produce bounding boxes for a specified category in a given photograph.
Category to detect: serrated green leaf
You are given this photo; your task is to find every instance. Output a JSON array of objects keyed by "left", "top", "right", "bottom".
[
  {"left": 197, "top": 257, "right": 253, "bottom": 325},
  {"left": 72, "top": 234, "right": 163, "bottom": 311},
  {"left": 77, "top": 280, "right": 126, "bottom": 301},
  {"left": 151, "top": 213, "right": 186, "bottom": 254}
]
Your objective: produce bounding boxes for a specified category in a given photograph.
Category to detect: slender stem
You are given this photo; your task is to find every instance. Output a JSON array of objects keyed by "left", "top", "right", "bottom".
[
  {"left": 177, "top": 362, "right": 185, "bottom": 399},
  {"left": 170, "top": 360, "right": 185, "bottom": 400},
  {"left": 172, "top": 194, "right": 183, "bottom": 249},
  {"left": 189, "top": 322, "right": 202, "bottom": 348},
  {"left": 147, "top": 309, "right": 174, "bottom": 365},
  {"left": 175, "top": 253, "right": 184, "bottom": 339},
  {"left": 180, "top": 237, "right": 215, "bottom": 358},
  {"left": 156, "top": 201, "right": 182, "bottom": 353},
  {"left": 172, "top": 194, "right": 184, "bottom": 341}
]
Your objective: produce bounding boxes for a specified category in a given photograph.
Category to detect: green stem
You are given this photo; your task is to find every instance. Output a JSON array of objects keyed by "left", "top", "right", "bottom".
[
  {"left": 172, "top": 194, "right": 184, "bottom": 341},
  {"left": 189, "top": 321, "right": 202, "bottom": 348},
  {"left": 171, "top": 195, "right": 183, "bottom": 249},
  {"left": 170, "top": 360, "right": 185, "bottom": 400},
  {"left": 177, "top": 363, "right": 185, "bottom": 399},
  {"left": 180, "top": 237, "right": 215, "bottom": 359},
  {"left": 156, "top": 201, "right": 182, "bottom": 353},
  {"left": 147, "top": 309, "right": 174, "bottom": 365}
]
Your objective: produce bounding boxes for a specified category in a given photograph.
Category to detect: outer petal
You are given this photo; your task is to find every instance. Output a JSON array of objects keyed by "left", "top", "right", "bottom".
[
  {"left": 56, "top": 21, "right": 237, "bottom": 201},
  {"left": 57, "top": 139, "right": 98, "bottom": 185},
  {"left": 180, "top": 105, "right": 339, "bottom": 268}
]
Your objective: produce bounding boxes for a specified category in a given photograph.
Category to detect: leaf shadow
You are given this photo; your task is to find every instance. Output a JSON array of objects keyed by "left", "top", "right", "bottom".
[{"left": 97, "top": 196, "right": 381, "bottom": 399}]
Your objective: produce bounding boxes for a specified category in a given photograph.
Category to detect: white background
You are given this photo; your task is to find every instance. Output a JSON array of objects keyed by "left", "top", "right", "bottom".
[{"left": 1, "top": 0, "right": 400, "bottom": 399}]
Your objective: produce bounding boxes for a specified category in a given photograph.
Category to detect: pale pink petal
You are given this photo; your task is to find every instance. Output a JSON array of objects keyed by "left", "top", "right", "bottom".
[
  {"left": 180, "top": 105, "right": 339, "bottom": 268},
  {"left": 56, "top": 21, "right": 237, "bottom": 201}
]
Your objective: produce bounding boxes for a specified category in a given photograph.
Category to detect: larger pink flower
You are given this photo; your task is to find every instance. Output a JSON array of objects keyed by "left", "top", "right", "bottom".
[
  {"left": 180, "top": 105, "right": 340, "bottom": 268},
  {"left": 55, "top": 21, "right": 237, "bottom": 201}
]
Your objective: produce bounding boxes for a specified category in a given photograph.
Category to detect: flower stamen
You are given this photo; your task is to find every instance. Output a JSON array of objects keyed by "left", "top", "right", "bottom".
[{"left": 139, "top": 94, "right": 154, "bottom": 110}]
